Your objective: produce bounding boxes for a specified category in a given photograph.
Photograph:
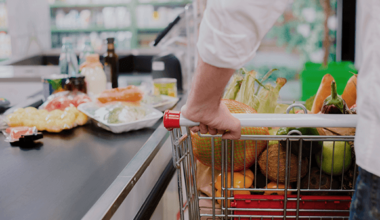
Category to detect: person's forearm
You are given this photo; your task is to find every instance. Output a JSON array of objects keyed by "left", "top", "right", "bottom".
[{"left": 184, "top": 57, "right": 235, "bottom": 121}]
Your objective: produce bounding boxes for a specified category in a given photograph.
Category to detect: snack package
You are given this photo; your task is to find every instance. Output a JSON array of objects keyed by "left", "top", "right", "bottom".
[
  {"left": 3, "top": 126, "right": 38, "bottom": 142},
  {"left": 97, "top": 85, "right": 143, "bottom": 104},
  {"left": 6, "top": 106, "right": 88, "bottom": 133}
]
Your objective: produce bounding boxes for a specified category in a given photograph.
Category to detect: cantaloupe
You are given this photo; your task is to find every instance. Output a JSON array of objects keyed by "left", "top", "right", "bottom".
[{"left": 191, "top": 99, "right": 269, "bottom": 171}]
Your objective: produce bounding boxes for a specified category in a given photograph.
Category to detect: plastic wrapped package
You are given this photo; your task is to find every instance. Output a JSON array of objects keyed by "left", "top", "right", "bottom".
[
  {"left": 97, "top": 85, "right": 143, "bottom": 104},
  {"left": 41, "top": 91, "right": 91, "bottom": 111},
  {"left": 6, "top": 106, "right": 88, "bottom": 133},
  {"left": 3, "top": 126, "right": 38, "bottom": 142}
]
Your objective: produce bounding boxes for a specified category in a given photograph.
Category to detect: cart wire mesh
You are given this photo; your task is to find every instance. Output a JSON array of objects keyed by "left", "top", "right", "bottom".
[{"left": 166, "top": 105, "right": 357, "bottom": 220}]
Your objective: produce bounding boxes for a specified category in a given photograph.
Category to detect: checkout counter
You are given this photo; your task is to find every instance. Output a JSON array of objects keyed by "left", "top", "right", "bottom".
[
  {"left": 0, "top": 50, "right": 186, "bottom": 220},
  {"left": 0, "top": 4, "right": 197, "bottom": 218}
]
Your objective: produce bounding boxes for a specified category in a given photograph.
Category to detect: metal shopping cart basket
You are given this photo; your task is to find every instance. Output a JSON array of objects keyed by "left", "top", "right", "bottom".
[{"left": 164, "top": 104, "right": 358, "bottom": 220}]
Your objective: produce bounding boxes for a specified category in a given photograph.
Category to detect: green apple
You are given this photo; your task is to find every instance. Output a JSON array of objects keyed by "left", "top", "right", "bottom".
[{"left": 315, "top": 141, "right": 352, "bottom": 176}]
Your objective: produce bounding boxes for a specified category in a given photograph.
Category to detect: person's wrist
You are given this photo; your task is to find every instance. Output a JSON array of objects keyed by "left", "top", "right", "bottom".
[{"left": 182, "top": 103, "right": 219, "bottom": 124}]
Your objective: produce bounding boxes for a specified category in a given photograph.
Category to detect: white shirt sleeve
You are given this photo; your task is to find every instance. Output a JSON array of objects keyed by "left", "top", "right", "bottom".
[{"left": 197, "top": 0, "right": 291, "bottom": 69}]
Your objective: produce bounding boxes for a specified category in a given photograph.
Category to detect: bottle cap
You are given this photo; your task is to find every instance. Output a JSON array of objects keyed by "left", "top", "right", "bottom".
[
  {"left": 106, "top": 37, "right": 115, "bottom": 43},
  {"left": 85, "top": 54, "right": 100, "bottom": 63}
]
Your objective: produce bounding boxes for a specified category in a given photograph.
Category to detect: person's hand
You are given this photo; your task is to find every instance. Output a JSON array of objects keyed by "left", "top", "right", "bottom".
[{"left": 182, "top": 102, "right": 241, "bottom": 140}]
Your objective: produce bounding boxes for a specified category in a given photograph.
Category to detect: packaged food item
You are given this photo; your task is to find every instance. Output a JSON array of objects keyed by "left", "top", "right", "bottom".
[
  {"left": 41, "top": 91, "right": 91, "bottom": 111},
  {"left": 77, "top": 102, "right": 163, "bottom": 133},
  {"left": 45, "top": 96, "right": 73, "bottom": 111},
  {"left": 42, "top": 74, "right": 68, "bottom": 100},
  {"left": 97, "top": 85, "right": 143, "bottom": 104},
  {"left": 6, "top": 106, "right": 88, "bottom": 133},
  {"left": 153, "top": 78, "right": 177, "bottom": 97},
  {"left": 3, "top": 126, "right": 42, "bottom": 143},
  {"left": 94, "top": 103, "right": 146, "bottom": 124},
  {"left": 80, "top": 54, "right": 107, "bottom": 97},
  {"left": 64, "top": 75, "right": 87, "bottom": 94}
]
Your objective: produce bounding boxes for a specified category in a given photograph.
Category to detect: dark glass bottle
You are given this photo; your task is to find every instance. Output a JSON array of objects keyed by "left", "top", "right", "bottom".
[{"left": 104, "top": 38, "right": 119, "bottom": 88}]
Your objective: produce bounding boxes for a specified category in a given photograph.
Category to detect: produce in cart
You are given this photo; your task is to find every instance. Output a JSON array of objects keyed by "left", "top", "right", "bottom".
[
  {"left": 214, "top": 171, "right": 252, "bottom": 207},
  {"left": 258, "top": 143, "right": 308, "bottom": 183},
  {"left": 316, "top": 141, "right": 352, "bottom": 176},
  {"left": 191, "top": 99, "right": 269, "bottom": 171},
  {"left": 342, "top": 74, "right": 357, "bottom": 109},
  {"left": 301, "top": 167, "right": 331, "bottom": 195},
  {"left": 223, "top": 68, "right": 288, "bottom": 114},
  {"left": 276, "top": 127, "right": 322, "bottom": 158},
  {"left": 311, "top": 74, "right": 335, "bottom": 113},
  {"left": 263, "top": 182, "right": 291, "bottom": 195},
  {"left": 321, "top": 81, "right": 350, "bottom": 114}
]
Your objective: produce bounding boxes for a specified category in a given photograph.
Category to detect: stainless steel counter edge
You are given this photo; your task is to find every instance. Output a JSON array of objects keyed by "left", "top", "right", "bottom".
[{"left": 82, "top": 124, "right": 169, "bottom": 220}]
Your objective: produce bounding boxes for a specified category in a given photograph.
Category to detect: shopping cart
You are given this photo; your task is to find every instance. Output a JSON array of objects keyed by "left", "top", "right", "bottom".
[{"left": 164, "top": 104, "right": 358, "bottom": 220}]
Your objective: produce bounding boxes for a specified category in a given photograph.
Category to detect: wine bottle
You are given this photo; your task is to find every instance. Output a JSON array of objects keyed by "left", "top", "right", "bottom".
[{"left": 104, "top": 38, "right": 119, "bottom": 88}]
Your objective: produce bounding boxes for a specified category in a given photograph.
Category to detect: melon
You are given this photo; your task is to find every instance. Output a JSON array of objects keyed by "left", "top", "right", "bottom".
[{"left": 191, "top": 99, "right": 269, "bottom": 171}]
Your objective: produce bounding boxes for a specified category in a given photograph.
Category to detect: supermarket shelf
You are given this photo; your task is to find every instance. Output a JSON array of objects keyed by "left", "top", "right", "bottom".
[
  {"left": 51, "top": 26, "right": 131, "bottom": 33},
  {"left": 138, "top": 1, "right": 192, "bottom": 6},
  {"left": 137, "top": 28, "right": 164, "bottom": 32},
  {"left": 0, "top": 27, "right": 7, "bottom": 32},
  {"left": 49, "top": 3, "right": 129, "bottom": 8}
]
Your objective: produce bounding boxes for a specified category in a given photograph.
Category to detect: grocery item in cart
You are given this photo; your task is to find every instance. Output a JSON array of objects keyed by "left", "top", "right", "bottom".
[
  {"left": 321, "top": 81, "right": 350, "bottom": 114},
  {"left": 311, "top": 74, "right": 335, "bottom": 113},
  {"left": 301, "top": 167, "right": 331, "bottom": 195},
  {"left": 263, "top": 182, "right": 291, "bottom": 195},
  {"left": 78, "top": 102, "right": 163, "bottom": 133},
  {"left": 277, "top": 127, "right": 322, "bottom": 158},
  {"left": 191, "top": 99, "right": 269, "bottom": 171},
  {"left": 97, "top": 85, "right": 143, "bottom": 104},
  {"left": 316, "top": 141, "right": 352, "bottom": 176},
  {"left": 223, "top": 68, "right": 288, "bottom": 114},
  {"left": 258, "top": 143, "right": 308, "bottom": 183},
  {"left": 342, "top": 74, "right": 357, "bottom": 109},
  {"left": 165, "top": 107, "right": 358, "bottom": 220}
]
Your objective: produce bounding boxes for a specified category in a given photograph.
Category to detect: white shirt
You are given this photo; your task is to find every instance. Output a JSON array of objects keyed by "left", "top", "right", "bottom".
[
  {"left": 354, "top": 0, "right": 380, "bottom": 177},
  {"left": 197, "top": 0, "right": 380, "bottom": 176}
]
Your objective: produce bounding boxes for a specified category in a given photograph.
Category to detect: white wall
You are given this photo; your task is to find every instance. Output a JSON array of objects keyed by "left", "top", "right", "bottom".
[{"left": 7, "top": 0, "right": 51, "bottom": 57}]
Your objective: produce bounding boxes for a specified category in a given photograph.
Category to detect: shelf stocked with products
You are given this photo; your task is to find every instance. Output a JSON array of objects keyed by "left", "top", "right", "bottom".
[
  {"left": 51, "top": 26, "right": 131, "bottom": 33},
  {"left": 49, "top": 3, "right": 129, "bottom": 8},
  {"left": 49, "top": 0, "right": 191, "bottom": 49},
  {"left": 138, "top": 1, "right": 192, "bottom": 6},
  {"left": 0, "top": 0, "right": 10, "bottom": 60}
]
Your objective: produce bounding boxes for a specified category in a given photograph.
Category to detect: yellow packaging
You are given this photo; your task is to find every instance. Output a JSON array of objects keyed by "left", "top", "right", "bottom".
[{"left": 153, "top": 78, "right": 177, "bottom": 97}]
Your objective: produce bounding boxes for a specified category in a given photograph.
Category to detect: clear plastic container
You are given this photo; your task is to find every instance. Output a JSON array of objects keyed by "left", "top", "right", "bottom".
[{"left": 59, "top": 37, "right": 79, "bottom": 76}]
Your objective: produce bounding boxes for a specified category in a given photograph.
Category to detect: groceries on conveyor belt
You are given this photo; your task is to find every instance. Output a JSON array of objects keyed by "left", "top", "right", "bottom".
[
  {"left": 6, "top": 92, "right": 90, "bottom": 133},
  {"left": 192, "top": 68, "right": 358, "bottom": 204}
]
